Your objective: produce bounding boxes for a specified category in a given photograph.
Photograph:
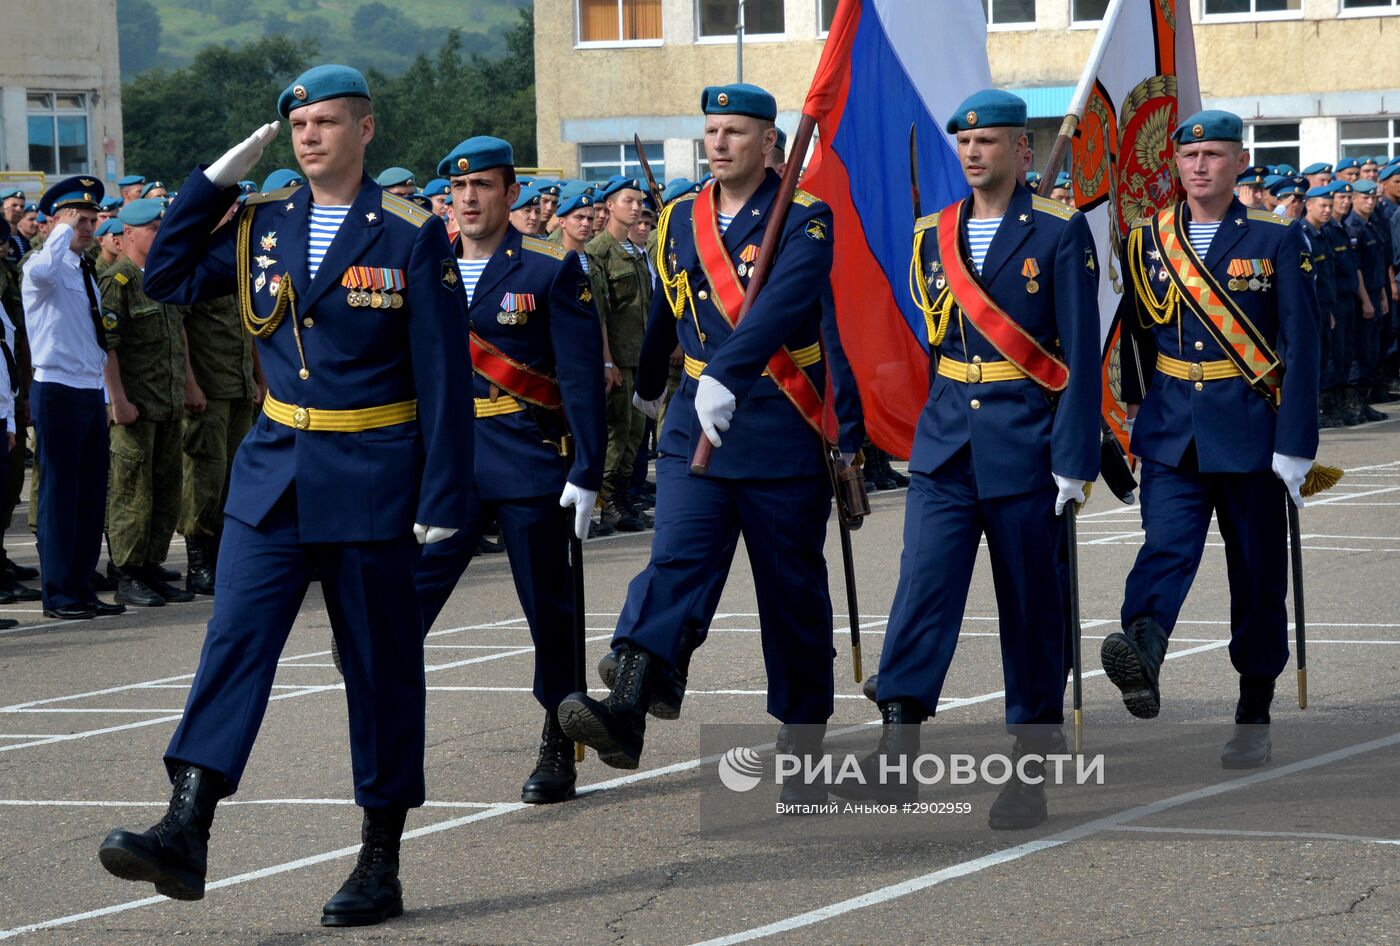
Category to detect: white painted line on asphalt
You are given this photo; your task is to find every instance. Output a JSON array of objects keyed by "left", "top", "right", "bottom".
[
  {"left": 0, "top": 798, "right": 504, "bottom": 810},
  {"left": 684, "top": 728, "right": 1400, "bottom": 946},
  {"left": 1108, "top": 825, "right": 1400, "bottom": 845},
  {"left": 1309, "top": 485, "right": 1400, "bottom": 505},
  {"left": 6, "top": 708, "right": 189, "bottom": 715},
  {"left": 422, "top": 686, "right": 889, "bottom": 701}
]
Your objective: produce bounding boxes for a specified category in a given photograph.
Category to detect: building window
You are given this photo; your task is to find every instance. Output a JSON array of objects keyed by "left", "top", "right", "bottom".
[
  {"left": 699, "top": 0, "right": 784, "bottom": 38},
  {"left": 1339, "top": 119, "right": 1399, "bottom": 161},
  {"left": 1202, "top": 0, "right": 1300, "bottom": 17},
  {"left": 983, "top": 0, "right": 1036, "bottom": 26},
  {"left": 577, "top": 0, "right": 662, "bottom": 44},
  {"left": 820, "top": 0, "right": 839, "bottom": 33},
  {"left": 1244, "top": 122, "right": 1300, "bottom": 169},
  {"left": 1341, "top": 0, "right": 1399, "bottom": 12},
  {"left": 27, "top": 92, "right": 90, "bottom": 176},
  {"left": 1071, "top": 0, "right": 1110, "bottom": 23},
  {"left": 579, "top": 141, "right": 664, "bottom": 182},
  {"left": 695, "top": 141, "right": 711, "bottom": 180}
]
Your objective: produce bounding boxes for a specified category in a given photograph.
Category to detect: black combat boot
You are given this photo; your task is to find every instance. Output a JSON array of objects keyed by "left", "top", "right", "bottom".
[
  {"left": 598, "top": 633, "right": 692, "bottom": 720},
  {"left": 521, "top": 710, "right": 577, "bottom": 804},
  {"left": 1, "top": 551, "right": 38, "bottom": 581},
  {"left": 321, "top": 807, "right": 407, "bottom": 927},
  {"left": 558, "top": 642, "right": 654, "bottom": 769},
  {"left": 602, "top": 475, "right": 647, "bottom": 533},
  {"left": 98, "top": 765, "right": 224, "bottom": 900},
  {"left": 115, "top": 566, "right": 165, "bottom": 607},
  {"left": 185, "top": 537, "right": 216, "bottom": 595},
  {"left": 1221, "top": 675, "right": 1274, "bottom": 769},
  {"left": 988, "top": 728, "right": 1066, "bottom": 830},
  {"left": 777, "top": 723, "right": 829, "bottom": 806},
  {"left": 831, "top": 700, "right": 925, "bottom": 802},
  {"left": 1101, "top": 615, "right": 1170, "bottom": 719},
  {"left": 141, "top": 566, "right": 195, "bottom": 603},
  {"left": 1318, "top": 390, "right": 1343, "bottom": 429}
]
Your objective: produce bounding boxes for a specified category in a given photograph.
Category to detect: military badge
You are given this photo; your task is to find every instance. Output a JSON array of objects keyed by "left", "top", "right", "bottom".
[
  {"left": 342, "top": 266, "right": 405, "bottom": 308},
  {"left": 259, "top": 231, "right": 278, "bottom": 251},
  {"left": 442, "top": 260, "right": 460, "bottom": 289},
  {"left": 254, "top": 271, "right": 266, "bottom": 294},
  {"left": 1300, "top": 252, "right": 1313, "bottom": 274},
  {"left": 101, "top": 311, "right": 118, "bottom": 330},
  {"left": 578, "top": 282, "right": 593, "bottom": 305},
  {"left": 268, "top": 274, "right": 282, "bottom": 296},
  {"left": 804, "top": 219, "right": 828, "bottom": 242},
  {"left": 740, "top": 245, "right": 759, "bottom": 264},
  {"left": 497, "top": 292, "right": 535, "bottom": 325},
  {"left": 1085, "top": 247, "right": 1097, "bottom": 273},
  {"left": 254, "top": 255, "right": 276, "bottom": 270},
  {"left": 1021, "top": 258, "right": 1040, "bottom": 294}
]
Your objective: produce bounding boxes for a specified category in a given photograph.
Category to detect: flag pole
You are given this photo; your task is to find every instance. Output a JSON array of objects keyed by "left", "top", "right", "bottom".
[{"left": 1038, "top": 0, "right": 1130, "bottom": 184}]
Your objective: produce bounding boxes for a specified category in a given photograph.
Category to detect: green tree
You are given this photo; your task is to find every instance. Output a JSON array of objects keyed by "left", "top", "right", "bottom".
[{"left": 117, "top": 0, "right": 163, "bottom": 78}]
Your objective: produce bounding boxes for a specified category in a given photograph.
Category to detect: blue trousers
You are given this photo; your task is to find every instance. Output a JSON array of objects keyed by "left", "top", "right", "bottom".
[
  {"left": 166, "top": 489, "right": 426, "bottom": 807},
  {"left": 1352, "top": 288, "right": 1385, "bottom": 386},
  {"left": 31, "top": 381, "right": 108, "bottom": 609},
  {"left": 613, "top": 456, "right": 834, "bottom": 725},
  {"left": 1121, "top": 447, "right": 1289, "bottom": 678},
  {"left": 415, "top": 489, "right": 576, "bottom": 710},
  {"left": 1321, "top": 305, "right": 1351, "bottom": 392},
  {"left": 876, "top": 449, "right": 1068, "bottom": 725}
]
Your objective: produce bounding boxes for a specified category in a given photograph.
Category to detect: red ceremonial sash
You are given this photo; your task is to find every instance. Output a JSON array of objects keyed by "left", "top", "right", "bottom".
[
  {"left": 691, "top": 183, "right": 832, "bottom": 441},
  {"left": 469, "top": 333, "right": 562, "bottom": 410},
  {"left": 937, "top": 200, "right": 1069, "bottom": 392}
]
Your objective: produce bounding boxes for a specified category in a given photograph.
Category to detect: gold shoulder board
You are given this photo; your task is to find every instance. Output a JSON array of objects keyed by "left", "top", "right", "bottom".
[
  {"left": 381, "top": 192, "right": 431, "bottom": 228},
  {"left": 244, "top": 185, "right": 300, "bottom": 206},
  {"left": 914, "top": 211, "right": 941, "bottom": 233},
  {"left": 1032, "top": 195, "right": 1076, "bottom": 221}
]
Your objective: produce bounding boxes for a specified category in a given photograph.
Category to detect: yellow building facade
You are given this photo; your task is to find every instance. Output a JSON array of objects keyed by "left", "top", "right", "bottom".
[{"left": 536, "top": 0, "right": 1400, "bottom": 180}]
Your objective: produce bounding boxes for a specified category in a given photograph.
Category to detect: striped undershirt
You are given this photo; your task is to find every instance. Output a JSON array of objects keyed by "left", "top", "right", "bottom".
[
  {"left": 1187, "top": 221, "right": 1222, "bottom": 256},
  {"left": 307, "top": 204, "right": 350, "bottom": 281},
  {"left": 717, "top": 212, "right": 735, "bottom": 235},
  {"left": 456, "top": 258, "right": 490, "bottom": 306},
  {"left": 577, "top": 252, "right": 590, "bottom": 274},
  {"left": 619, "top": 239, "right": 641, "bottom": 256},
  {"left": 966, "top": 217, "right": 1002, "bottom": 274}
]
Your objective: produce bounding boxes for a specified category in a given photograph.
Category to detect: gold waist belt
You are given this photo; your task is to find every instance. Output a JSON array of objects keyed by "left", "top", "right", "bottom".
[
  {"left": 936, "top": 356, "right": 1027, "bottom": 384},
  {"left": 263, "top": 394, "right": 417, "bottom": 432},
  {"left": 1155, "top": 352, "right": 1242, "bottom": 383},
  {"left": 474, "top": 396, "right": 526, "bottom": 418},
  {"left": 682, "top": 341, "right": 822, "bottom": 381}
]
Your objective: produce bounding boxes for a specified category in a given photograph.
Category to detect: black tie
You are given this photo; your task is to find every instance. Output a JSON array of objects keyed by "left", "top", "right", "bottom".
[{"left": 78, "top": 256, "right": 108, "bottom": 348}]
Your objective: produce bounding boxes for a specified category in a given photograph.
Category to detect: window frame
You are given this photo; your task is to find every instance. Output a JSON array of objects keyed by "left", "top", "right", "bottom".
[
  {"left": 695, "top": 0, "right": 787, "bottom": 43},
  {"left": 26, "top": 90, "right": 92, "bottom": 177},
  {"left": 983, "top": 0, "right": 1037, "bottom": 32},
  {"left": 818, "top": 0, "right": 838, "bottom": 37},
  {"left": 1338, "top": 118, "right": 1399, "bottom": 162},
  {"left": 574, "top": 0, "right": 665, "bottom": 50},
  {"left": 1069, "top": 0, "right": 1111, "bottom": 29},
  {"left": 1338, "top": 0, "right": 1400, "bottom": 17},
  {"left": 578, "top": 141, "right": 666, "bottom": 183},
  {"left": 1200, "top": 0, "right": 1303, "bottom": 25},
  {"left": 1242, "top": 120, "right": 1302, "bottom": 170}
]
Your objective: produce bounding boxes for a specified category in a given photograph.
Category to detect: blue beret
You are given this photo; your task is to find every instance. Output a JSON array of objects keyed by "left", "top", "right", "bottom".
[
  {"left": 1387, "top": 155, "right": 1400, "bottom": 166},
  {"left": 517, "top": 175, "right": 536, "bottom": 187},
  {"left": 407, "top": 193, "right": 434, "bottom": 212},
  {"left": 1269, "top": 176, "right": 1305, "bottom": 199},
  {"left": 1361, "top": 156, "right": 1382, "bottom": 166},
  {"left": 1329, "top": 181, "right": 1353, "bottom": 195},
  {"left": 0, "top": 188, "right": 22, "bottom": 201},
  {"left": 559, "top": 181, "right": 592, "bottom": 199},
  {"left": 99, "top": 196, "right": 124, "bottom": 210},
  {"left": 1305, "top": 185, "right": 1333, "bottom": 200},
  {"left": 1335, "top": 157, "right": 1360, "bottom": 172},
  {"left": 237, "top": 180, "right": 257, "bottom": 195},
  {"left": 115, "top": 174, "right": 145, "bottom": 187},
  {"left": 37, "top": 175, "right": 104, "bottom": 215},
  {"left": 774, "top": 127, "right": 788, "bottom": 152},
  {"left": 1025, "top": 171, "right": 1041, "bottom": 186},
  {"left": 536, "top": 180, "right": 562, "bottom": 197},
  {"left": 1262, "top": 174, "right": 1283, "bottom": 189},
  {"left": 1301, "top": 163, "right": 1332, "bottom": 176},
  {"left": 1171, "top": 109, "right": 1242, "bottom": 144},
  {"left": 438, "top": 136, "right": 514, "bottom": 177},
  {"left": 23, "top": 202, "right": 38, "bottom": 214},
  {"left": 600, "top": 177, "right": 646, "bottom": 202},
  {"left": 375, "top": 167, "right": 416, "bottom": 188},
  {"left": 701, "top": 83, "right": 777, "bottom": 121},
  {"left": 117, "top": 197, "right": 165, "bottom": 227},
  {"left": 1054, "top": 171, "right": 1071, "bottom": 188},
  {"left": 661, "top": 178, "right": 695, "bottom": 203},
  {"left": 511, "top": 185, "right": 542, "bottom": 211},
  {"left": 140, "top": 181, "right": 167, "bottom": 196},
  {"left": 95, "top": 218, "right": 124, "bottom": 238},
  {"left": 946, "top": 89, "right": 1027, "bottom": 134},
  {"left": 1351, "top": 179, "right": 1378, "bottom": 195},
  {"left": 277, "top": 64, "right": 371, "bottom": 120},
  {"left": 1380, "top": 164, "right": 1400, "bottom": 182},
  {"left": 260, "top": 169, "right": 305, "bottom": 192},
  {"left": 35, "top": 212, "right": 47, "bottom": 223},
  {"left": 422, "top": 178, "right": 450, "bottom": 197},
  {"left": 1236, "top": 167, "right": 1267, "bottom": 187},
  {"left": 1274, "top": 164, "right": 1297, "bottom": 176},
  {"left": 556, "top": 190, "right": 594, "bottom": 217}
]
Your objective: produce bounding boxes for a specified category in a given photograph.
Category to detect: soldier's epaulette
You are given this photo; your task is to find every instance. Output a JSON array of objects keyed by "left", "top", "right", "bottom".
[
  {"left": 381, "top": 192, "right": 431, "bottom": 228},
  {"left": 1032, "top": 195, "right": 1076, "bottom": 221},
  {"left": 791, "top": 189, "right": 819, "bottom": 208},
  {"left": 112, "top": 271, "right": 129, "bottom": 285},
  {"left": 522, "top": 235, "right": 568, "bottom": 260},
  {"left": 243, "top": 185, "right": 299, "bottom": 206},
  {"left": 1247, "top": 208, "right": 1290, "bottom": 226},
  {"left": 914, "top": 211, "right": 941, "bottom": 233}
]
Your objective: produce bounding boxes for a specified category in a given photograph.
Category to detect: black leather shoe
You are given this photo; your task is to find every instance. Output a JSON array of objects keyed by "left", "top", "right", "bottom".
[
  {"left": 0, "top": 586, "right": 14, "bottom": 604},
  {"left": 184, "top": 538, "right": 216, "bottom": 596},
  {"left": 141, "top": 568, "right": 195, "bottom": 603},
  {"left": 98, "top": 765, "right": 224, "bottom": 900},
  {"left": 1101, "top": 616, "right": 1169, "bottom": 719},
  {"left": 44, "top": 604, "right": 97, "bottom": 620},
  {"left": 1, "top": 553, "right": 37, "bottom": 581},
  {"left": 988, "top": 730, "right": 1064, "bottom": 830},
  {"left": 90, "top": 599, "right": 128, "bottom": 617},
  {"left": 115, "top": 571, "right": 165, "bottom": 607},
  {"left": 777, "top": 724, "right": 829, "bottom": 807},
  {"left": 559, "top": 644, "right": 654, "bottom": 769},
  {"left": 587, "top": 518, "right": 615, "bottom": 538},
  {"left": 862, "top": 674, "right": 879, "bottom": 703},
  {"left": 1221, "top": 675, "right": 1274, "bottom": 769},
  {"left": 521, "top": 711, "right": 577, "bottom": 803},
  {"left": 321, "top": 808, "right": 406, "bottom": 927},
  {"left": 598, "top": 647, "right": 687, "bottom": 720},
  {"left": 152, "top": 563, "right": 180, "bottom": 582},
  {"left": 91, "top": 569, "right": 118, "bottom": 593},
  {"left": 0, "top": 618, "right": 16, "bottom": 630},
  {"left": 831, "top": 701, "right": 924, "bottom": 802},
  {"left": 477, "top": 535, "right": 505, "bottom": 554},
  {"left": 1, "top": 579, "right": 40, "bottom": 602}
]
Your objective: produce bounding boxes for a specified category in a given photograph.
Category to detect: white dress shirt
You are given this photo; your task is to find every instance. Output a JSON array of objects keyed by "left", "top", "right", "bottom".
[{"left": 20, "top": 222, "right": 107, "bottom": 391}]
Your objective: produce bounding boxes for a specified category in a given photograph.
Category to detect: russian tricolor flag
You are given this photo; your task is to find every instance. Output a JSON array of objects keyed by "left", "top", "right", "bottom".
[{"left": 803, "top": 0, "right": 992, "bottom": 458}]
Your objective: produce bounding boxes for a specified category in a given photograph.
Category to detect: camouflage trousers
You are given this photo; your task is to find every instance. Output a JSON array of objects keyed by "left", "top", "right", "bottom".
[
  {"left": 603, "top": 367, "right": 646, "bottom": 496},
  {"left": 107, "top": 416, "right": 183, "bottom": 570},
  {"left": 179, "top": 398, "right": 254, "bottom": 539}
]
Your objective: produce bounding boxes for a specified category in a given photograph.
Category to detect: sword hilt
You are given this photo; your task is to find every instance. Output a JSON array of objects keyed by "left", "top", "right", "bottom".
[
  {"left": 1298, "top": 667, "right": 1308, "bottom": 710},
  {"left": 852, "top": 643, "right": 863, "bottom": 685}
]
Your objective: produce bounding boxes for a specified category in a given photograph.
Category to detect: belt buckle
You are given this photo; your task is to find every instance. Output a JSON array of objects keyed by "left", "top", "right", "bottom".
[
  {"left": 1187, "top": 363, "right": 1204, "bottom": 383},
  {"left": 291, "top": 406, "right": 311, "bottom": 430},
  {"left": 966, "top": 362, "right": 982, "bottom": 384}
]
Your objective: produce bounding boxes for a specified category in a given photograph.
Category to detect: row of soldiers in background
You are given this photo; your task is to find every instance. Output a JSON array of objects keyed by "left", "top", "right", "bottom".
[
  {"left": 1233, "top": 156, "right": 1400, "bottom": 426},
  {"left": 0, "top": 179, "right": 260, "bottom": 612}
]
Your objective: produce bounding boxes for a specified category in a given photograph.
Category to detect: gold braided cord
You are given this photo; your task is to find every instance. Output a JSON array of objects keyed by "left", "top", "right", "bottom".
[
  {"left": 1127, "top": 225, "right": 1177, "bottom": 327},
  {"left": 236, "top": 208, "right": 293, "bottom": 339},
  {"left": 655, "top": 200, "right": 706, "bottom": 347},
  {"left": 909, "top": 230, "right": 954, "bottom": 346}
]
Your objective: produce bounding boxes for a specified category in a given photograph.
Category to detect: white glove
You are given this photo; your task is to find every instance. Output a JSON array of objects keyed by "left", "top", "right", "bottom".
[
  {"left": 632, "top": 390, "right": 662, "bottom": 420},
  {"left": 413, "top": 523, "right": 459, "bottom": 545},
  {"left": 1053, "top": 474, "right": 1088, "bottom": 516},
  {"left": 205, "top": 122, "right": 280, "bottom": 188},
  {"left": 694, "top": 375, "right": 736, "bottom": 448},
  {"left": 1272, "top": 452, "right": 1312, "bottom": 509},
  {"left": 559, "top": 482, "right": 599, "bottom": 541}
]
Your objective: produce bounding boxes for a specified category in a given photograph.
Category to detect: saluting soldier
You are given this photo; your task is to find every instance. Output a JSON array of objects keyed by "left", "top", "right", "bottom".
[
  {"left": 413, "top": 136, "right": 606, "bottom": 804},
  {"left": 559, "top": 83, "right": 864, "bottom": 785},
  {"left": 1104, "top": 111, "right": 1320, "bottom": 769},
  {"left": 97, "top": 66, "right": 474, "bottom": 927},
  {"left": 839, "top": 91, "right": 1100, "bottom": 830},
  {"left": 99, "top": 198, "right": 197, "bottom": 607},
  {"left": 1235, "top": 166, "right": 1267, "bottom": 210}
]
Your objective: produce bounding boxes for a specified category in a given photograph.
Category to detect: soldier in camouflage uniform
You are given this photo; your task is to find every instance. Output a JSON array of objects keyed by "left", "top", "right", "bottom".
[
  {"left": 99, "top": 199, "right": 195, "bottom": 607},
  {"left": 586, "top": 177, "right": 653, "bottom": 531}
]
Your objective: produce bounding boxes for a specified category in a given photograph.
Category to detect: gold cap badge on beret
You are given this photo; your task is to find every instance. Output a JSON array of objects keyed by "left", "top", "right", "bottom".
[
  {"left": 80, "top": 179, "right": 96, "bottom": 187},
  {"left": 1192, "top": 123, "right": 1204, "bottom": 138},
  {"left": 293, "top": 85, "right": 308, "bottom": 100},
  {"left": 967, "top": 110, "right": 978, "bottom": 127},
  {"left": 457, "top": 157, "right": 470, "bottom": 172},
  {"left": 717, "top": 92, "right": 730, "bottom": 106}
]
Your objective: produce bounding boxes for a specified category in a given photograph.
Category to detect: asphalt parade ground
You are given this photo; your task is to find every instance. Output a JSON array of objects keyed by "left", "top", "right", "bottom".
[{"left": 1, "top": 411, "right": 1398, "bottom": 944}]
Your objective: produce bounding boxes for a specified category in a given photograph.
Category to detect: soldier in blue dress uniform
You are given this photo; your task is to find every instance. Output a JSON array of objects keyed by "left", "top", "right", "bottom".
[
  {"left": 97, "top": 65, "right": 475, "bottom": 928},
  {"left": 413, "top": 136, "right": 606, "bottom": 806},
  {"left": 1104, "top": 110, "right": 1320, "bottom": 770}
]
